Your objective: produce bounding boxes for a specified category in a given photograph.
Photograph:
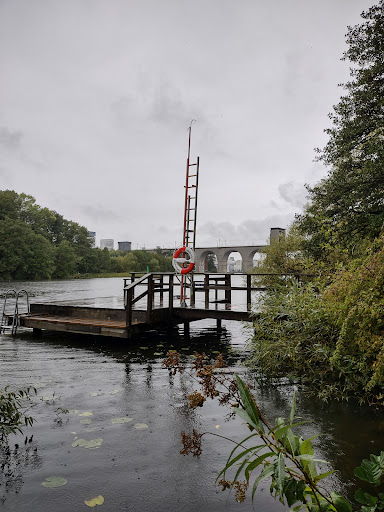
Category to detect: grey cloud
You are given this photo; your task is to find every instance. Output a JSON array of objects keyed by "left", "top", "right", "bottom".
[
  {"left": 277, "top": 181, "right": 308, "bottom": 209},
  {"left": 199, "top": 214, "right": 295, "bottom": 246},
  {"left": 0, "top": 127, "right": 23, "bottom": 150},
  {"left": 81, "top": 204, "right": 123, "bottom": 224}
]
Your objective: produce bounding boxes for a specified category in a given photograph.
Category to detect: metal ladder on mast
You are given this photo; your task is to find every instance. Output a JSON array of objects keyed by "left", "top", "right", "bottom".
[{"left": 180, "top": 122, "right": 200, "bottom": 305}]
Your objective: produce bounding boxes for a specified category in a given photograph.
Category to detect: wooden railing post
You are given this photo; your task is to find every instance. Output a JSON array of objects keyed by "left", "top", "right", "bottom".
[
  {"left": 126, "top": 287, "right": 133, "bottom": 327},
  {"left": 190, "top": 274, "right": 195, "bottom": 307},
  {"left": 225, "top": 274, "right": 231, "bottom": 304},
  {"left": 204, "top": 274, "right": 209, "bottom": 309},
  {"left": 169, "top": 274, "right": 174, "bottom": 315},
  {"left": 131, "top": 273, "right": 136, "bottom": 300},
  {"left": 147, "top": 274, "right": 154, "bottom": 323},
  {"left": 159, "top": 275, "right": 164, "bottom": 306},
  {"left": 247, "top": 274, "right": 251, "bottom": 310}
]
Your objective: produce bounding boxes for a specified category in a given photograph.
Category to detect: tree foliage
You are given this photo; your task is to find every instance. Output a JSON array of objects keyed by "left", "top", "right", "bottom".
[
  {"left": 296, "top": 2, "right": 384, "bottom": 259},
  {"left": 0, "top": 190, "right": 173, "bottom": 280}
]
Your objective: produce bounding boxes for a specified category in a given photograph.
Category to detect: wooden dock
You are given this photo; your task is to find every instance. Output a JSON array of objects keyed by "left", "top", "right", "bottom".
[{"left": 13, "top": 272, "right": 269, "bottom": 339}]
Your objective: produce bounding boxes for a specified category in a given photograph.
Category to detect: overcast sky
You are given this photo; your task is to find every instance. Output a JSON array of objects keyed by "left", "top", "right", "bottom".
[{"left": 0, "top": 0, "right": 374, "bottom": 249}]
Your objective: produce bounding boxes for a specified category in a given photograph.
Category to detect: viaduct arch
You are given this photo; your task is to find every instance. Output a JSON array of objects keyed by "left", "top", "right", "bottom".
[
  {"left": 194, "top": 245, "right": 265, "bottom": 273},
  {"left": 146, "top": 228, "right": 285, "bottom": 273}
]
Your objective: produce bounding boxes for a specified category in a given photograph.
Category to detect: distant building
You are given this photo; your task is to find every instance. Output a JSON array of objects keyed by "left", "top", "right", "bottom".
[
  {"left": 100, "top": 239, "right": 114, "bottom": 250},
  {"left": 234, "top": 259, "right": 242, "bottom": 272},
  {"left": 88, "top": 231, "right": 96, "bottom": 248},
  {"left": 118, "top": 241, "right": 132, "bottom": 252},
  {"left": 270, "top": 227, "right": 285, "bottom": 242},
  {"left": 228, "top": 257, "right": 236, "bottom": 273}
]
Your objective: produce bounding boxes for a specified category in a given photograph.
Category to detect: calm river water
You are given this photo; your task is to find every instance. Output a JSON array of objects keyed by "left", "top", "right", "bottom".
[{"left": 0, "top": 277, "right": 382, "bottom": 511}]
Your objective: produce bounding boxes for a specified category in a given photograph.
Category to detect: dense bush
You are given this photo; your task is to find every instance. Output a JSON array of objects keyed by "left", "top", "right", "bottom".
[
  {"left": 248, "top": 280, "right": 341, "bottom": 398},
  {"left": 323, "top": 234, "right": 384, "bottom": 398}
]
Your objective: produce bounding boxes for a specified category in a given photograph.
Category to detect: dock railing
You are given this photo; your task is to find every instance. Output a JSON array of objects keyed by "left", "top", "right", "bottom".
[{"left": 123, "top": 272, "right": 279, "bottom": 327}]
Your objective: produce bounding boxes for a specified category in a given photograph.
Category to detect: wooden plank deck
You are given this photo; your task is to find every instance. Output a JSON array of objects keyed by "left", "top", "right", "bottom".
[{"left": 9, "top": 272, "right": 270, "bottom": 339}]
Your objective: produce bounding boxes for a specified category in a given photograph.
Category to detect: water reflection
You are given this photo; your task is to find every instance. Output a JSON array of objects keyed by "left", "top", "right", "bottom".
[{"left": 0, "top": 278, "right": 382, "bottom": 510}]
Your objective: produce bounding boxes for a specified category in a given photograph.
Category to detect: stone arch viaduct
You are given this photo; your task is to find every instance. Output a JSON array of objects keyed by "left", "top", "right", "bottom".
[
  {"left": 148, "top": 228, "right": 285, "bottom": 273},
  {"left": 194, "top": 244, "right": 265, "bottom": 272}
]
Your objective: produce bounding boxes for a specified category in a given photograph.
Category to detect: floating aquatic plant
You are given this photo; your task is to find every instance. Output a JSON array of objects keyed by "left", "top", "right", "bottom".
[
  {"left": 72, "top": 438, "right": 103, "bottom": 449},
  {"left": 85, "top": 495, "right": 104, "bottom": 507},
  {"left": 134, "top": 423, "right": 148, "bottom": 430},
  {"left": 78, "top": 412, "right": 93, "bottom": 417},
  {"left": 110, "top": 417, "right": 133, "bottom": 424},
  {"left": 41, "top": 476, "right": 67, "bottom": 488},
  {"left": 80, "top": 419, "right": 93, "bottom": 425}
]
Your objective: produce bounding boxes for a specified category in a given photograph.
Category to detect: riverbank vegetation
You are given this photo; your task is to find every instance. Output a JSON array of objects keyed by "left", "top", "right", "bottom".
[
  {"left": 249, "top": 2, "right": 384, "bottom": 405},
  {"left": 0, "top": 190, "right": 173, "bottom": 280},
  {"left": 165, "top": 353, "right": 384, "bottom": 511}
]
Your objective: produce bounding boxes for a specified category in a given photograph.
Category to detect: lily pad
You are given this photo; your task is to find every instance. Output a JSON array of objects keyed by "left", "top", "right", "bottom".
[
  {"left": 134, "top": 423, "right": 148, "bottom": 430},
  {"left": 139, "top": 346, "right": 148, "bottom": 350},
  {"left": 153, "top": 352, "right": 162, "bottom": 356},
  {"left": 85, "top": 495, "right": 104, "bottom": 507},
  {"left": 79, "top": 411, "right": 93, "bottom": 417},
  {"left": 90, "top": 392, "right": 103, "bottom": 397},
  {"left": 110, "top": 417, "right": 133, "bottom": 424},
  {"left": 108, "top": 390, "right": 119, "bottom": 395},
  {"left": 68, "top": 409, "right": 79, "bottom": 414},
  {"left": 41, "top": 396, "right": 55, "bottom": 401},
  {"left": 41, "top": 476, "right": 67, "bottom": 488},
  {"left": 156, "top": 344, "right": 164, "bottom": 347},
  {"left": 80, "top": 419, "right": 93, "bottom": 425},
  {"left": 72, "top": 438, "right": 103, "bottom": 449},
  {"left": 181, "top": 348, "right": 189, "bottom": 351}
]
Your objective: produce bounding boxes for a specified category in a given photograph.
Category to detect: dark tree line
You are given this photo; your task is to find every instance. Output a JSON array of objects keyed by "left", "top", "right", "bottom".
[{"left": 0, "top": 190, "right": 172, "bottom": 280}]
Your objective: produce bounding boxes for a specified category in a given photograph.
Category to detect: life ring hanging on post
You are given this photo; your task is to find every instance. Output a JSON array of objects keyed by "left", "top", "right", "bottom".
[{"left": 172, "top": 246, "right": 195, "bottom": 274}]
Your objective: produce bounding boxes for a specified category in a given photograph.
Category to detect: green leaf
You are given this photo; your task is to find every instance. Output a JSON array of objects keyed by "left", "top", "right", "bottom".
[
  {"left": 272, "top": 421, "right": 307, "bottom": 442},
  {"left": 216, "top": 433, "right": 262, "bottom": 480},
  {"left": 290, "top": 391, "right": 296, "bottom": 424},
  {"left": 251, "top": 464, "right": 275, "bottom": 500},
  {"left": 355, "top": 488, "right": 377, "bottom": 507},
  {"left": 235, "top": 374, "right": 264, "bottom": 433},
  {"left": 314, "top": 470, "right": 336, "bottom": 483},
  {"left": 355, "top": 459, "right": 382, "bottom": 485},
  {"left": 274, "top": 453, "right": 286, "bottom": 494},
  {"left": 234, "top": 407, "right": 260, "bottom": 432},
  {"left": 217, "top": 444, "right": 265, "bottom": 480},
  {"left": 244, "top": 452, "right": 276, "bottom": 482},
  {"left": 329, "top": 492, "right": 352, "bottom": 512}
]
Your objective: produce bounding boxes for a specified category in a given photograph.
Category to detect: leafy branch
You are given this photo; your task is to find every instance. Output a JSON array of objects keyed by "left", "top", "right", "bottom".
[{"left": 163, "top": 351, "right": 384, "bottom": 511}]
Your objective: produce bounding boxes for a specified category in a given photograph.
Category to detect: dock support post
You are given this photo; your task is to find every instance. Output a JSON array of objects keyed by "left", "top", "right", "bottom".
[
  {"left": 216, "top": 319, "right": 222, "bottom": 332},
  {"left": 184, "top": 321, "right": 190, "bottom": 337}
]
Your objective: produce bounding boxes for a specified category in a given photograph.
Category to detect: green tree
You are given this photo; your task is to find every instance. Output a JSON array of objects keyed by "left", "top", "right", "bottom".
[
  {"left": 52, "top": 241, "right": 78, "bottom": 279},
  {"left": 0, "top": 219, "right": 54, "bottom": 280},
  {"left": 297, "top": 2, "right": 384, "bottom": 258}
]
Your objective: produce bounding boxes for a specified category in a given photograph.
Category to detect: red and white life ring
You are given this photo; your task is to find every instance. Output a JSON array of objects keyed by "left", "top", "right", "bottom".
[{"left": 172, "top": 246, "right": 195, "bottom": 274}]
